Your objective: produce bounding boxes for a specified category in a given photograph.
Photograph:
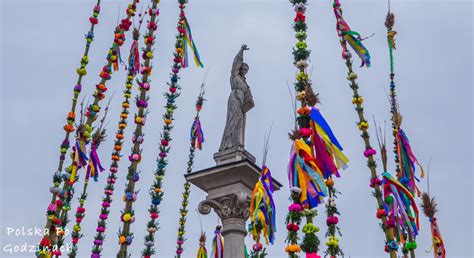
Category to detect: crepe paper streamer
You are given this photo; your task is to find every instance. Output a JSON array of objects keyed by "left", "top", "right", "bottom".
[
  {"left": 69, "top": 140, "right": 88, "bottom": 184},
  {"left": 191, "top": 117, "right": 204, "bottom": 150},
  {"left": 395, "top": 129, "right": 424, "bottom": 197},
  {"left": 85, "top": 142, "right": 105, "bottom": 182},
  {"left": 182, "top": 16, "right": 204, "bottom": 68},
  {"left": 250, "top": 166, "right": 277, "bottom": 245},
  {"left": 382, "top": 172, "right": 420, "bottom": 236},
  {"left": 114, "top": 2, "right": 160, "bottom": 258},
  {"left": 211, "top": 226, "right": 224, "bottom": 258},
  {"left": 310, "top": 108, "right": 349, "bottom": 178},
  {"left": 197, "top": 232, "right": 208, "bottom": 258},
  {"left": 333, "top": 0, "right": 371, "bottom": 68},
  {"left": 128, "top": 31, "right": 141, "bottom": 76},
  {"left": 288, "top": 140, "right": 328, "bottom": 208},
  {"left": 142, "top": 1, "right": 204, "bottom": 256}
]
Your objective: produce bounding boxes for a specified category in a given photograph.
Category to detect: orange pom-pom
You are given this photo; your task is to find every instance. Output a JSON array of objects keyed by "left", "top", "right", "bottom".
[
  {"left": 63, "top": 124, "right": 75, "bottom": 132},
  {"left": 67, "top": 112, "right": 75, "bottom": 119},
  {"left": 326, "top": 178, "right": 334, "bottom": 187},
  {"left": 297, "top": 107, "right": 311, "bottom": 115}
]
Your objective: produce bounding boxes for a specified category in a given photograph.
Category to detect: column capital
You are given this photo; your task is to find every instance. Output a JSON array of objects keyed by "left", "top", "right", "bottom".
[{"left": 198, "top": 192, "right": 250, "bottom": 222}]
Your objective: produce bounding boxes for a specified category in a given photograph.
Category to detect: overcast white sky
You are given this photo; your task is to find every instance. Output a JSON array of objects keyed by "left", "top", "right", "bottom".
[{"left": 1, "top": 0, "right": 473, "bottom": 257}]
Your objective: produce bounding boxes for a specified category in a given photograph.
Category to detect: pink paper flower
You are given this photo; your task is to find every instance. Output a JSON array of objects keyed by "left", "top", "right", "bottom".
[
  {"left": 363, "top": 148, "right": 377, "bottom": 158},
  {"left": 299, "top": 127, "right": 312, "bottom": 137},
  {"left": 306, "top": 253, "right": 321, "bottom": 258},
  {"left": 288, "top": 203, "right": 302, "bottom": 212}
]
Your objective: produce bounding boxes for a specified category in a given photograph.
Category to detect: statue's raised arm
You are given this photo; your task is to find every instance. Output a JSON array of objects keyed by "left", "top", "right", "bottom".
[{"left": 231, "top": 44, "right": 249, "bottom": 77}]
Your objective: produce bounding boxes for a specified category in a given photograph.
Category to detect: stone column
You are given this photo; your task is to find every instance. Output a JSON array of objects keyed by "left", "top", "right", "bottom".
[
  {"left": 198, "top": 192, "right": 250, "bottom": 258},
  {"left": 187, "top": 154, "right": 281, "bottom": 258}
]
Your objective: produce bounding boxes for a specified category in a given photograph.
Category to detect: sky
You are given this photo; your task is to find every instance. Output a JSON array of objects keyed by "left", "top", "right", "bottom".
[{"left": 1, "top": 0, "right": 473, "bottom": 257}]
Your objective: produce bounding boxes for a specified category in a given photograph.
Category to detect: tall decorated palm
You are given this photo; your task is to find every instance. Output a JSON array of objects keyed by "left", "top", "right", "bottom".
[
  {"left": 114, "top": 1, "right": 161, "bottom": 256},
  {"left": 90, "top": 23, "right": 144, "bottom": 257},
  {"left": 38, "top": 2, "right": 138, "bottom": 257},
  {"left": 331, "top": 1, "right": 397, "bottom": 257},
  {"left": 140, "top": 0, "right": 204, "bottom": 257},
  {"left": 285, "top": 1, "right": 349, "bottom": 258},
  {"left": 174, "top": 82, "right": 207, "bottom": 257},
  {"left": 384, "top": 8, "right": 424, "bottom": 258}
]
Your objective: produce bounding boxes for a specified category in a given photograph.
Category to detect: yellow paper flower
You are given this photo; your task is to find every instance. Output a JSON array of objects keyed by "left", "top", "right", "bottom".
[
  {"left": 123, "top": 213, "right": 131, "bottom": 222},
  {"left": 358, "top": 121, "right": 369, "bottom": 130},
  {"left": 352, "top": 97, "right": 363, "bottom": 104}
]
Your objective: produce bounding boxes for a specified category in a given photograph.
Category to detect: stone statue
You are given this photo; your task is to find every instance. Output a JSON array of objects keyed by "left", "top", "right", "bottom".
[{"left": 219, "top": 44, "right": 255, "bottom": 151}]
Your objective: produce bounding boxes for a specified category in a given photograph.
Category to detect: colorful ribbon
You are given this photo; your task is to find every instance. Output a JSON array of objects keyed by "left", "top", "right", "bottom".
[
  {"left": 310, "top": 108, "right": 348, "bottom": 178},
  {"left": 382, "top": 172, "right": 420, "bottom": 240},
  {"left": 85, "top": 143, "right": 104, "bottom": 181},
  {"left": 70, "top": 140, "right": 88, "bottom": 183},
  {"left": 333, "top": 0, "right": 371, "bottom": 67},
  {"left": 250, "top": 166, "right": 276, "bottom": 245},
  {"left": 128, "top": 38, "right": 141, "bottom": 75},
  {"left": 182, "top": 17, "right": 204, "bottom": 68},
  {"left": 395, "top": 129, "right": 424, "bottom": 196},
  {"left": 191, "top": 117, "right": 204, "bottom": 150},
  {"left": 288, "top": 140, "right": 327, "bottom": 208},
  {"left": 211, "top": 227, "right": 224, "bottom": 258}
]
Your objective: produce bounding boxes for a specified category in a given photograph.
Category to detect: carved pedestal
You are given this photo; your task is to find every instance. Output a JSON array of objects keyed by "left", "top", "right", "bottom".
[
  {"left": 186, "top": 152, "right": 281, "bottom": 258},
  {"left": 198, "top": 193, "right": 250, "bottom": 258}
]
